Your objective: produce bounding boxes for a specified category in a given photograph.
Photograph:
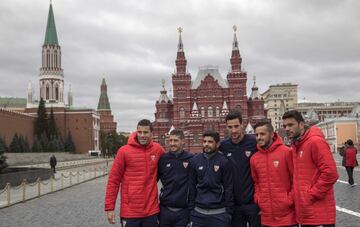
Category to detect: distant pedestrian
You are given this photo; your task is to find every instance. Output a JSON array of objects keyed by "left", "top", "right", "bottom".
[
  {"left": 104, "top": 119, "right": 165, "bottom": 226},
  {"left": 49, "top": 155, "right": 57, "bottom": 173},
  {"left": 282, "top": 110, "right": 338, "bottom": 227},
  {"left": 341, "top": 139, "right": 358, "bottom": 186}
]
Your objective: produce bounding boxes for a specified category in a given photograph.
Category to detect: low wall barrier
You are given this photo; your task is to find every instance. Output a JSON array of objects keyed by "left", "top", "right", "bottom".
[{"left": 0, "top": 165, "right": 109, "bottom": 209}]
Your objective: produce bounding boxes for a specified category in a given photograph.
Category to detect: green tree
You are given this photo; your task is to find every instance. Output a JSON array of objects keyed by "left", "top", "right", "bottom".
[
  {"left": 0, "top": 137, "right": 8, "bottom": 172},
  {"left": 39, "top": 132, "right": 49, "bottom": 152},
  {"left": 0, "top": 136, "right": 9, "bottom": 152},
  {"left": 35, "top": 98, "right": 48, "bottom": 138},
  {"left": 48, "top": 107, "right": 58, "bottom": 139},
  {"left": 32, "top": 138, "right": 42, "bottom": 152},
  {"left": 100, "top": 131, "right": 128, "bottom": 157},
  {"left": 64, "top": 131, "right": 75, "bottom": 153},
  {"left": 9, "top": 133, "right": 21, "bottom": 153}
]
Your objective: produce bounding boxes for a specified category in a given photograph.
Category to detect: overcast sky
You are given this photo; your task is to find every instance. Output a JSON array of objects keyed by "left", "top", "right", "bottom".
[{"left": 0, "top": 0, "right": 359, "bottom": 132}]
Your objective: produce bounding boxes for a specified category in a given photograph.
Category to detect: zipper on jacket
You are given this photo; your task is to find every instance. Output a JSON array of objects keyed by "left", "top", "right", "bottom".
[{"left": 266, "top": 152, "right": 275, "bottom": 222}]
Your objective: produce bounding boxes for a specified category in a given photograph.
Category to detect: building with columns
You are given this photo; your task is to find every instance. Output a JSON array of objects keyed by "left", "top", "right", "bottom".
[
  {"left": 152, "top": 27, "right": 266, "bottom": 152},
  {"left": 261, "top": 83, "right": 298, "bottom": 129}
]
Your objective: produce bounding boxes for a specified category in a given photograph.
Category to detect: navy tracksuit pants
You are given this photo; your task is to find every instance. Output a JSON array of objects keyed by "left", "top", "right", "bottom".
[
  {"left": 159, "top": 206, "right": 189, "bottom": 227},
  {"left": 120, "top": 214, "right": 158, "bottom": 227},
  {"left": 190, "top": 209, "right": 231, "bottom": 227}
]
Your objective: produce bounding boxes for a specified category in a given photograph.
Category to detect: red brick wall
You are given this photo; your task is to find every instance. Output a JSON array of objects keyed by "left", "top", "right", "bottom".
[{"left": 0, "top": 108, "right": 35, "bottom": 146}]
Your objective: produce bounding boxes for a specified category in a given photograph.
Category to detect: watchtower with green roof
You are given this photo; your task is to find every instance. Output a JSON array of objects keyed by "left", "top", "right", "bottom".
[{"left": 39, "top": 2, "right": 65, "bottom": 107}]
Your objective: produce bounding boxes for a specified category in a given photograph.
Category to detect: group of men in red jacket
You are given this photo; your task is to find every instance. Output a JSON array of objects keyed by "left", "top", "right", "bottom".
[{"left": 104, "top": 109, "right": 339, "bottom": 227}]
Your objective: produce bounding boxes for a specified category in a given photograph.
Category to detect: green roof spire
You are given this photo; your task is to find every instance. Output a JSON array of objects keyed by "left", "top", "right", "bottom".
[
  {"left": 44, "top": 3, "right": 59, "bottom": 45},
  {"left": 97, "top": 78, "right": 111, "bottom": 110}
]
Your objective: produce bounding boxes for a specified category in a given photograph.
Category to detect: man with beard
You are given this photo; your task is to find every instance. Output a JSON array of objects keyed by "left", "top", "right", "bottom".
[
  {"left": 282, "top": 110, "right": 338, "bottom": 227},
  {"left": 219, "top": 110, "right": 261, "bottom": 227},
  {"left": 105, "top": 119, "right": 165, "bottom": 227},
  {"left": 158, "top": 129, "right": 193, "bottom": 227},
  {"left": 250, "top": 121, "right": 297, "bottom": 227},
  {"left": 188, "top": 130, "right": 233, "bottom": 227}
]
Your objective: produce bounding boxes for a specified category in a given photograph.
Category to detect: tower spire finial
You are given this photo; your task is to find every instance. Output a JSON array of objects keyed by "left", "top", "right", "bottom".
[
  {"left": 162, "top": 79, "right": 165, "bottom": 91},
  {"left": 177, "top": 27, "right": 184, "bottom": 51},
  {"left": 232, "top": 25, "right": 239, "bottom": 50},
  {"left": 233, "top": 25, "right": 237, "bottom": 32}
]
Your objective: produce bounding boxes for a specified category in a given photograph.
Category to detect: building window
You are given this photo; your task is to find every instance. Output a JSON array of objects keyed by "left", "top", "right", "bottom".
[
  {"left": 46, "top": 85, "right": 50, "bottom": 100},
  {"left": 208, "top": 106, "right": 213, "bottom": 117},
  {"left": 55, "top": 84, "right": 59, "bottom": 100},
  {"left": 46, "top": 50, "right": 50, "bottom": 68},
  {"left": 216, "top": 106, "right": 220, "bottom": 117},
  {"left": 193, "top": 133, "right": 199, "bottom": 144},
  {"left": 201, "top": 107, "right": 205, "bottom": 117},
  {"left": 54, "top": 50, "right": 57, "bottom": 68},
  {"left": 179, "top": 107, "right": 185, "bottom": 118}
]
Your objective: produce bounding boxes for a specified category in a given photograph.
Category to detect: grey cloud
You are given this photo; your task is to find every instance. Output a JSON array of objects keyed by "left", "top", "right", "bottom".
[{"left": 1, "top": 0, "right": 360, "bottom": 131}]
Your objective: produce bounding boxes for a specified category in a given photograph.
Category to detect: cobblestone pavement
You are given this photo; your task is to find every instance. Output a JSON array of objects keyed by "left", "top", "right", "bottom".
[
  {"left": 0, "top": 176, "right": 117, "bottom": 227},
  {"left": 0, "top": 154, "right": 359, "bottom": 226}
]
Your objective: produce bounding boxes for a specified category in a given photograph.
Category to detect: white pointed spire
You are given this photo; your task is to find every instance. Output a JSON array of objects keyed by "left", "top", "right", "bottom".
[
  {"left": 249, "top": 76, "right": 260, "bottom": 100},
  {"left": 232, "top": 25, "right": 239, "bottom": 51},
  {"left": 245, "top": 122, "right": 254, "bottom": 134},
  {"left": 168, "top": 125, "right": 175, "bottom": 134},
  {"left": 192, "top": 102, "right": 199, "bottom": 111},
  {"left": 222, "top": 101, "right": 228, "bottom": 110},
  {"left": 27, "top": 80, "right": 33, "bottom": 104},
  {"left": 68, "top": 84, "right": 73, "bottom": 106},
  {"left": 220, "top": 101, "right": 229, "bottom": 116},
  {"left": 191, "top": 102, "right": 200, "bottom": 118},
  {"left": 158, "top": 79, "right": 171, "bottom": 103}
]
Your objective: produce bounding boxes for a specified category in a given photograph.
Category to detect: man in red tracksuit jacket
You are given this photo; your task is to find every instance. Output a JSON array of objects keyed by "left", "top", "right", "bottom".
[
  {"left": 104, "top": 119, "right": 165, "bottom": 227},
  {"left": 282, "top": 110, "right": 339, "bottom": 227},
  {"left": 250, "top": 121, "right": 297, "bottom": 227}
]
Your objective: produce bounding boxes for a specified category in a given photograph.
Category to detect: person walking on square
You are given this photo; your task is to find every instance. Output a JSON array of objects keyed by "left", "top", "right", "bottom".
[
  {"left": 158, "top": 129, "right": 193, "bottom": 227},
  {"left": 188, "top": 130, "right": 233, "bottom": 227},
  {"left": 49, "top": 154, "right": 57, "bottom": 173},
  {"left": 250, "top": 121, "right": 297, "bottom": 227},
  {"left": 219, "top": 110, "right": 261, "bottom": 227},
  {"left": 341, "top": 139, "right": 358, "bottom": 186},
  {"left": 104, "top": 119, "right": 165, "bottom": 226},
  {"left": 282, "top": 110, "right": 338, "bottom": 227}
]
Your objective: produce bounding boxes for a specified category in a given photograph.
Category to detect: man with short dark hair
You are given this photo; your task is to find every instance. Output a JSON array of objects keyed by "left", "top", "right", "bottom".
[
  {"left": 158, "top": 129, "right": 193, "bottom": 227},
  {"left": 282, "top": 110, "right": 338, "bottom": 227},
  {"left": 250, "top": 121, "right": 297, "bottom": 227},
  {"left": 105, "top": 119, "right": 165, "bottom": 226},
  {"left": 188, "top": 130, "right": 233, "bottom": 227},
  {"left": 219, "top": 110, "right": 261, "bottom": 227}
]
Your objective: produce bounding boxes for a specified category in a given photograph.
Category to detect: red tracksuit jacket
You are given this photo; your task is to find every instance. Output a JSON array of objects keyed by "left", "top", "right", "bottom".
[
  {"left": 250, "top": 133, "right": 296, "bottom": 226},
  {"left": 104, "top": 132, "right": 165, "bottom": 218},
  {"left": 291, "top": 126, "right": 338, "bottom": 225}
]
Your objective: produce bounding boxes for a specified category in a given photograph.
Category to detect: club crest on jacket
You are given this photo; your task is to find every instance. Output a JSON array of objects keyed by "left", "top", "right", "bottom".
[
  {"left": 214, "top": 165, "right": 220, "bottom": 172},
  {"left": 150, "top": 155, "right": 156, "bottom": 160},
  {"left": 166, "top": 163, "right": 171, "bottom": 168},
  {"left": 245, "top": 151, "right": 251, "bottom": 157},
  {"left": 198, "top": 166, "right": 203, "bottom": 170},
  {"left": 183, "top": 162, "right": 189, "bottom": 168},
  {"left": 227, "top": 153, "right": 232, "bottom": 157},
  {"left": 273, "top": 160, "right": 279, "bottom": 168},
  {"left": 299, "top": 151, "right": 303, "bottom": 158}
]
